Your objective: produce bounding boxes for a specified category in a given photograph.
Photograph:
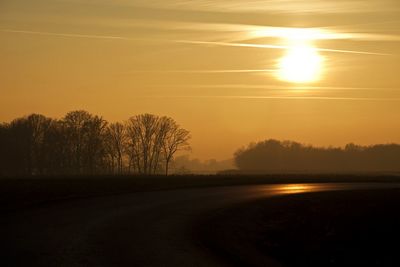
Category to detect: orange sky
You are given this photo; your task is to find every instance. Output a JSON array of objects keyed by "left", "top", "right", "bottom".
[{"left": 1, "top": 0, "right": 400, "bottom": 160}]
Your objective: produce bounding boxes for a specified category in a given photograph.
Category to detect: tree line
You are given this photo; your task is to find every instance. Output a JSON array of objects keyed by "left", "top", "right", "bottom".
[
  {"left": 0, "top": 111, "right": 190, "bottom": 176},
  {"left": 234, "top": 139, "right": 400, "bottom": 173}
]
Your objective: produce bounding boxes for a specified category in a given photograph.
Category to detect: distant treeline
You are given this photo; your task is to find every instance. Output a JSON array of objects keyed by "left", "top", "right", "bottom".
[
  {"left": 0, "top": 111, "right": 190, "bottom": 176},
  {"left": 172, "top": 155, "right": 234, "bottom": 174},
  {"left": 234, "top": 139, "right": 400, "bottom": 173}
]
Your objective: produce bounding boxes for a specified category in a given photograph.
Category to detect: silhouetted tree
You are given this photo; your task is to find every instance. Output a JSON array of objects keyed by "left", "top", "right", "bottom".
[
  {"left": 126, "top": 114, "right": 161, "bottom": 175},
  {"left": 161, "top": 117, "right": 191, "bottom": 176},
  {"left": 26, "top": 114, "right": 53, "bottom": 174},
  {"left": 125, "top": 114, "right": 191, "bottom": 175},
  {"left": 0, "top": 122, "right": 11, "bottom": 175},
  {"left": 0, "top": 114, "right": 54, "bottom": 175},
  {"left": 0, "top": 111, "right": 192, "bottom": 176},
  {"left": 234, "top": 139, "right": 400, "bottom": 173},
  {"left": 41, "top": 119, "right": 68, "bottom": 174},
  {"left": 62, "top": 111, "right": 107, "bottom": 175},
  {"left": 125, "top": 114, "right": 159, "bottom": 174},
  {"left": 105, "top": 122, "right": 127, "bottom": 174}
]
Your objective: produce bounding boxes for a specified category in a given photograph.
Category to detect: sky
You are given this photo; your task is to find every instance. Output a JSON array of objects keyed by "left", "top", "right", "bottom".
[{"left": 1, "top": 0, "right": 400, "bottom": 160}]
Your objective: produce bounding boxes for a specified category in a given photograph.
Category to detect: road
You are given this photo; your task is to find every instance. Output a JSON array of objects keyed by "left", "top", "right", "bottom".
[{"left": 1, "top": 183, "right": 399, "bottom": 267}]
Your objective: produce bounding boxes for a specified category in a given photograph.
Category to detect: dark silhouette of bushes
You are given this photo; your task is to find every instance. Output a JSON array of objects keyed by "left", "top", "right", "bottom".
[
  {"left": 234, "top": 139, "right": 400, "bottom": 173},
  {"left": 0, "top": 111, "right": 190, "bottom": 176}
]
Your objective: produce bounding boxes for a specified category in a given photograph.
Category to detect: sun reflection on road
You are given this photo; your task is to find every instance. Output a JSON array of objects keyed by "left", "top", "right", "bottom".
[
  {"left": 276, "top": 184, "right": 319, "bottom": 194},
  {"left": 255, "top": 183, "right": 400, "bottom": 199}
]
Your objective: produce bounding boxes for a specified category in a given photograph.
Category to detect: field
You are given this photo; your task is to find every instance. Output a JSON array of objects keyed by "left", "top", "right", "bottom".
[
  {"left": 2, "top": 175, "right": 400, "bottom": 266},
  {"left": 1, "top": 174, "right": 400, "bottom": 213},
  {"left": 196, "top": 189, "right": 400, "bottom": 266}
]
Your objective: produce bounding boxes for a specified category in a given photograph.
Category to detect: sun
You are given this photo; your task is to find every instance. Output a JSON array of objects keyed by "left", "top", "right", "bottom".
[{"left": 277, "top": 43, "right": 324, "bottom": 84}]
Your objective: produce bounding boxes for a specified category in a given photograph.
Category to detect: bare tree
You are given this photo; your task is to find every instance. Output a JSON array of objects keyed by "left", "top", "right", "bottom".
[
  {"left": 105, "top": 122, "right": 127, "bottom": 174},
  {"left": 0, "top": 123, "right": 7, "bottom": 175},
  {"left": 3, "top": 114, "right": 53, "bottom": 175},
  {"left": 125, "top": 114, "right": 191, "bottom": 175},
  {"left": 42, "top": 119, "right": 68, "bottom": 175},
  {"left": 62, "top": 110, "right": 107, "bottom": 174},
  {"left": 0, "top": 111, "right": 192, "bottom": 176},
  {"left": 26, "top": 114, "right": 53, "bottom": 174},
  {"left": 125, "top": 114, "right": 161, "bottom": 175},
  {"left": 161, "top": 117, "right": 191, "bottom": 176}
]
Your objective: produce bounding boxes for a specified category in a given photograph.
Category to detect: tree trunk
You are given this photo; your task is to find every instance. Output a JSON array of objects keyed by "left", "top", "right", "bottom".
[{"left": 165, "top": 158, "right": 171, "bottom": 176}]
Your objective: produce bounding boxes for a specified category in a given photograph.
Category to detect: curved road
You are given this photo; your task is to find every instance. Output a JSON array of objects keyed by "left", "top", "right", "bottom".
[{"left": 1, "top": 183, "right": 399, "bottom": 267}]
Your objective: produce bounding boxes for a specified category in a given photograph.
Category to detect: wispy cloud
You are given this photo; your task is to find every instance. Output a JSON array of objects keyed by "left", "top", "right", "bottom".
[
  {"left": 140, "top": 95, "right": 400, "bottom": 101},
  {"left": 123, "top": 69, "right": 276, "bottom": 74},
  {"left": 73, "top": 19, "right": 400, "bottom": 42},
  {"left": 1, "top": 28, "right": 391, "bottom": 56},
  {"left": 129, "top": 0, "right": 400, "bottom": 14},
  {"left": 1, "top": 29, "right": 136, "bottom": 41},
  {"left": 176, "top": 40, "right": 389, "bottom": 55},
  {"left": 140, "top": 84, "right": 400, "bottom": 91}
]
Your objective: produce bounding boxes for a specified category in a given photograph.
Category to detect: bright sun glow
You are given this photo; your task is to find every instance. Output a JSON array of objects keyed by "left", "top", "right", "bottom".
[{"left": 277, "top": 43, "right": 323, "bottom": 84}]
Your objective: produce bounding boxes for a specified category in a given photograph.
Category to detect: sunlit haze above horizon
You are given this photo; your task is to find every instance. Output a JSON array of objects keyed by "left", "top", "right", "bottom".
[{"left": 1, "top": 0, "right": 400, "bottom": 160}]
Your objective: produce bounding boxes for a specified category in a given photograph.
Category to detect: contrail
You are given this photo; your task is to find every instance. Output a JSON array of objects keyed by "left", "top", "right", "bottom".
[
  {"left": 144, "top": 84, "right": 400, "bottom": 91},
  {"left": 176, "top": 40, "right": 285, "bottom": 49},
  {"left": 2, "top": 29, "right": 388, "bottom": 56},
  {"left": 142, "top": 95, "right": 400, "bottom": 101},
  {"left": 1, "top": 29, "right": 134, "bottom": 41},
  {"left": 124, "top": 69, "right": 276, "bottom": 74},
  {"left": 176, "top": 40, "right": 389, "bottom": 56}
]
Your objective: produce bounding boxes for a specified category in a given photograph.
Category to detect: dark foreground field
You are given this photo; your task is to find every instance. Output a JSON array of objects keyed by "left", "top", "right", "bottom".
[
  {"left": 1, "top": 175, "right": 400, "bottom": 266},
  {"left": 197, "top": 189, "right": 400, "bottom": 266},
  {"left": 1, "top": 174, "right": 400, "bottom": 212}
]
